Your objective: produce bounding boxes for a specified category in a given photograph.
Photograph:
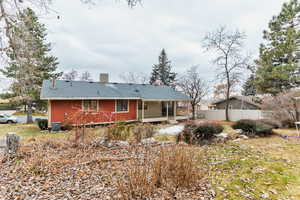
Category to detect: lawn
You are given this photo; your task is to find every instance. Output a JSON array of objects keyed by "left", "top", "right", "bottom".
[
  {"left": 0, "top": 124, "right": 42, "bottom": 139},
  {"left": 207, "top": 125, "right": 300, "bottom": 200},
  {"left": 0, "top": 124, "right": 73, "bottom": 142}
]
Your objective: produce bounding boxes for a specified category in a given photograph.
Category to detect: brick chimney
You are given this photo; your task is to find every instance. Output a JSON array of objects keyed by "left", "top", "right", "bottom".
[
  {"left": 51, "top": 79, "right": 56, "bottom": 89},
  {"left": 100, "top": 73, "right": 109, "bottom": 83}
]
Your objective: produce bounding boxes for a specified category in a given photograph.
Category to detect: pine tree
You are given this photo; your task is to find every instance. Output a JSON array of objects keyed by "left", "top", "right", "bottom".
[
  {"left": 149, "top": 49, "right": 176, "bottom": 87},
  {"left": 255, "top": 0, "right": 300, "bottom": 95},
  {"left": 1, "top": 8, "right": 61, "bottom": 123},
  {"left": 242, "top": 74, "right": 257, "bottom": 96}
]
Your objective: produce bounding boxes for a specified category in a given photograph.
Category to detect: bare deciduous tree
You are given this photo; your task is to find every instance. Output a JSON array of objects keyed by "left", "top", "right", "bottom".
[
  {"left": 62, "top": 69, "right": 78, "bottom": 81},
  {"left": 80, "top": 71, "right": 92, "bottom": 81},
  {"left": 213, "top": 82, "right": 238, "bottom": 100},
  {"left": 203, "top": 26, "right": 250, "bottom": 121},
  {"left": 177, "top": 66, "right": 209, "bottom": 120},
  {"left": 0, "top": 0, "right": 141, "bottom": 62},
  {"left": 262, "top": 90, "right": 300, "bottom": 125},
  {"left": 119, "top": 72, "right": 149, "bottom": 84}
]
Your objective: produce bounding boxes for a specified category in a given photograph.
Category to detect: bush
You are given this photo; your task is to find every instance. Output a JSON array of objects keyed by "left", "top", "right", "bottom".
[
  {"left": 257, "top": 119, "right": 281, "bottom": 129},
  {"left": 37, "top": 119, "right": 48, "bottom": 130},
  {"left": 281, "top": 119, "right": 296, "bottom": 128},
  {"left": 177, "top": 122, "right": 224, "bottom": 144},
  {"left": 232, "top": 119, "right": 256, "bottom": 132},
  {"left": 105, "top": 122, "right": 154, "bottom": 142},
  {"left": 232, "top": 119, "right": 273, "bottom": 137},
  {"left": 117, "top": 146, "right": 204, "bottom": 199},
  {"left": 132, "top": 123, "right": 154, "bottom": 143},
  {"left": 106, "top": 122, "right": 133, "bottom": 141}
]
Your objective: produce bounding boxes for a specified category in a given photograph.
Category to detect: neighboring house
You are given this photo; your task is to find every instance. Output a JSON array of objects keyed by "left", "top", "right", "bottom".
[
  {"left": 40, "top": 74, "right": 190, "bottom": 127},
  {"left": 196, "top": 101, "right": 215, "bottom": 111},
  {"left": 213, "top": 96, "right": 262, "bottom": 110}
]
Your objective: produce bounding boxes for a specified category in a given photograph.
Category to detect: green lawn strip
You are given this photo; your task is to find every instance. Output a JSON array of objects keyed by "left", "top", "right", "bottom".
[
  {"left": 12, "top": 111, "right": 47, "bottom": 116},
  {"left": 206, "top": 144, "right": 300, "bottom": 200},
  {"left": 0, "top": 124, "right": 69, "bottom": 141}
]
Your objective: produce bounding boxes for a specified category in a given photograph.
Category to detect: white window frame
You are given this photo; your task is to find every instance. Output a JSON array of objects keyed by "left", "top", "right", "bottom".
[
  {"left": 115, "top": 99, "right": 129, "bottom": 113},
  {"left": 82, "top": 100, "right": 99, "bottom": 112}
]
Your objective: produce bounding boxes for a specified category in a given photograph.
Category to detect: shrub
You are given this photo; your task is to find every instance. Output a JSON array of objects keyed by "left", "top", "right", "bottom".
[
  {"left": 106, "top": 122, "right": 133, "bottom": 141},
  {"left": 257, "top": 119, "right": 281, "bottom": 129},
  {"left": 232, "top": 119, "right": 256, "bottom": 132},
  {"left": 132, "top": 123, "right": 154, "bottom": 143},
  {"left": 37, "top": 119, "right": 48, "bottom": 130},
  {"left": 255, "top": 121, "right": 274, "bottom": 136},
  {"left": 105, "top": 122, "right": 154, "bottom": 142},
  {"left": 281, "top": 119, "right": 296, "bottom": 128},
  {"left": 117, "top": 146, "right": 204, "bottom": 199},
  {"left": 177, "top": 122, "right": 224, "bottom": 144},
  {"left": 232, "top": 119, "right": 273, "bottom": 137}
]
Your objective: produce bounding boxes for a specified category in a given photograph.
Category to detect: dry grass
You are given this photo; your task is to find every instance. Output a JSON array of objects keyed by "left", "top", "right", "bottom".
[
  {"left": 105, "top": 123, "right": 154, "bottom": 143},
  {"left": 117, "top": 146, "right": 206, "bottom": 199}
]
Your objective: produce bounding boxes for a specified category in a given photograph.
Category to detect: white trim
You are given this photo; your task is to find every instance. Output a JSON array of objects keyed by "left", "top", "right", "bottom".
[
  {"left": 114, "top": 99, "right": 130, "bottom": 113},
  {"left": 142, "top": 100, "right": 145, "bottom": 121},
  {"left": 41, "top": 97, "right": 191, "bottom": 101},
  {"left": 143, "top": 99, "right": 189, "bottom": 101}
]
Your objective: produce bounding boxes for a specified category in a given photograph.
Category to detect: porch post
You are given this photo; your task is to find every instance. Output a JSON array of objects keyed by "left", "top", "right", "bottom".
[
  {"left": 142, "top": 100, "right": 145, "bottom": 122},
  {"left": 174, "top": 101, "right": 176, "bottom": 120},
  {"left": 187, "top": 101, "right": 190, "bottom": 120},
  {"left": 166, "top": 101, "right": 169, "bottom": 119}
]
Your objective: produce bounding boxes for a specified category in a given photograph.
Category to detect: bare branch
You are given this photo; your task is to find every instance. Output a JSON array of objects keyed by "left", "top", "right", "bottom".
[
  {"left": 203, "top": 26, "right": 250, "bottom": 120},
  {"left": 177, "top": 66, "right": 209, "bottom": 120}
]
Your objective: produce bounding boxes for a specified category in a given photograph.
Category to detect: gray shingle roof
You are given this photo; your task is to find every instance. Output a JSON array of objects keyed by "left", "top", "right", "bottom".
[
  {"left": 41, "top": 80, "right": 190, "bottom": 101},
  {"left": 213, "top": 96, "right": 262, "bottom": 108}
]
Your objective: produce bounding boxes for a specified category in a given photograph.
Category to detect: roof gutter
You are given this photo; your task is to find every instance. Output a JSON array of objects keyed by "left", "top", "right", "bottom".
[{"left": 41, "top": 97, "right": 191, "bottom": 101}]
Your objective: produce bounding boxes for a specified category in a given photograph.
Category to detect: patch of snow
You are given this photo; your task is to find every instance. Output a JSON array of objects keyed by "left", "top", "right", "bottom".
[
  {"left": 141, "top": 138, "right": 156, "bottom": 144},
  {"left": 216, "top": 133, "right": 228, "bottom": 138},
  {"left": 239, "top": 135, "right": 249, "bottom": 139},
  {"left": 235, "top": 129, "right": 243, "bottom": 134},
  {"left": 157, "top": 125, "right": 184, "bottom": 135}
]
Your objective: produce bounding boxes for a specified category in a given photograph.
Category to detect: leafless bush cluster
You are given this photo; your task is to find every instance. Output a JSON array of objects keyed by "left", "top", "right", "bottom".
[
  {"left": 262, "top": 90, "right": 300, "bottom": 127},
  {"left": 117, "top": 146, "right": 205, "bottom": 199},
  {"left": 105, "top": 122, "right": 154, "bottom": 142}
]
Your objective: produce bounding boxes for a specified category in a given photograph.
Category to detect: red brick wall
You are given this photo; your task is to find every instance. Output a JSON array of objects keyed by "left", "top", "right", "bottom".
[{"left": 50, "top": 99, "right": 137, "bottom": 124}]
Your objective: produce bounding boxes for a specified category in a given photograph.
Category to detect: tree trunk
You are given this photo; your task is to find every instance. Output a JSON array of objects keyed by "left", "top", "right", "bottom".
[
  {"left": 225, "top": 81, "right": 230, "bottom": 121},
  {"left": 192, "top": 104, "right": 196, "bottom": 120},
  {"left": 293, "top": 98, "right": 300, "bottom": 121},
  {"left": 27, "top": 102, "right": 33, "bottom": 124}
]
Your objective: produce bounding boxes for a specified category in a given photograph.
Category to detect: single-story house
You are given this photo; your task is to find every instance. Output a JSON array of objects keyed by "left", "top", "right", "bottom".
[
  {"left": 41, "top": 74, "right": 190, "bottom": 127},
  {"left": 213, "top": 96, "right": 262, "bottom": 110}
]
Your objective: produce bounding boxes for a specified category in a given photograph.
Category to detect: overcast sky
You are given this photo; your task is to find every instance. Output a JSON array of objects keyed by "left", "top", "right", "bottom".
[{"left": 0, "top": 0, "right": 287, "bottom": 92}]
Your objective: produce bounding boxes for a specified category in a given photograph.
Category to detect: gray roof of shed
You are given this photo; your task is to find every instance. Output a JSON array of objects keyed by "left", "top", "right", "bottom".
[{"left": 41, "top": 80, "right": 190, "bottom": 101}]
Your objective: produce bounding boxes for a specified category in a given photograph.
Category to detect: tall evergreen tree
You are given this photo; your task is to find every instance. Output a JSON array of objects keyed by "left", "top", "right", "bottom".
[
  {"left": 255, "top": 0, "right": 300, "bottom": 95},
  {"left": 0, "top": 8, "right": 61, "bottom": 123},
  {"left": 149, "top": 49, "right": 176, "bottom": 87},
  {"left": 242, "top": 74, "right": 257, "bottom": 96}
]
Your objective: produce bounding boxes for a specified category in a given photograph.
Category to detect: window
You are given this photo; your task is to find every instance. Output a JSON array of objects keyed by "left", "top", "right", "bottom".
[
  {"left": 116, "top": 100, "right": 129, "bottom": 112},
  {"left": 83, "top": 100, "right": 98, "bottom": 112}
]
